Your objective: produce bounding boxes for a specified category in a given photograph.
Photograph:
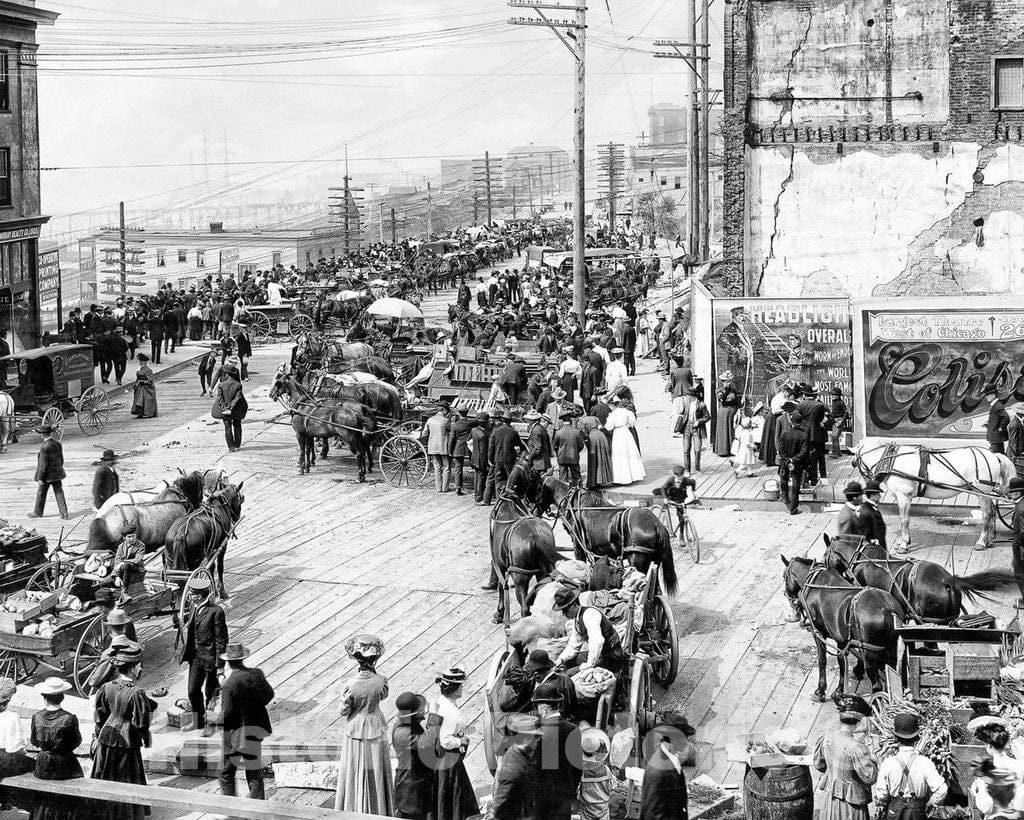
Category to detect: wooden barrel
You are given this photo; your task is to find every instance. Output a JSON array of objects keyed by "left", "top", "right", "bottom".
[{"left": 743, "top": 764, "right": 813, "bottom": 820}]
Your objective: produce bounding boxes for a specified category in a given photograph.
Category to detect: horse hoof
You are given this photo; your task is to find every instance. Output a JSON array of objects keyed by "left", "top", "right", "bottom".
[
  {"left": 811, "top": 692, "right": 825, "bottom": 703},
  {"left": 973, "top": 542, "right": 989, "bottom": 551},
  {"left": 491, "top": 613, "right": 502, "bottom": 624}
]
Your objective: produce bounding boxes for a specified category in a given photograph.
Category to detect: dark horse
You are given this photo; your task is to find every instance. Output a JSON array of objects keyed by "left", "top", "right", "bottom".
[
  {"left": 490, "top": 464, "right": 562, "bottom": 625},
  {"left": 782, "top": 555, "right": 903, "bottom": 700},
  {"left": 163, "top": 483, "right": 244, "bottom": 598},
  {"left": 270, "top": 370, "right": 376, "bottom": 479},
  {"left": 823, "top": 533, "right": 1017, "bottom": 625},
  {"left": 313, "top": 373, "right": 403, "bottom": 423},
  {"left": 533, "top": 475, "right": 677, "bottom": 596}
]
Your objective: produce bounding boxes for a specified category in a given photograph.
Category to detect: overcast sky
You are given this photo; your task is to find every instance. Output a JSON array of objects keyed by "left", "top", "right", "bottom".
[{"left": 36, "top": 0, "right": 724, "bottom": 220}]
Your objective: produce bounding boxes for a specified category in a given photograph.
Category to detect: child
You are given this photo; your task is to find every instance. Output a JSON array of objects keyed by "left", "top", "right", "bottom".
[
  {"left": 733, "top": 416, "right": 758, "bottom": 477},
  {"left": 578, "top": 728, "right": 613, "bottom": 820}
]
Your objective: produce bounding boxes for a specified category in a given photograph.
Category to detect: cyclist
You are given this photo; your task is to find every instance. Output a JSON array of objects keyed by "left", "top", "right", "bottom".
[{"left": 659, "top": 465, "right": 700, "bottom": 542}]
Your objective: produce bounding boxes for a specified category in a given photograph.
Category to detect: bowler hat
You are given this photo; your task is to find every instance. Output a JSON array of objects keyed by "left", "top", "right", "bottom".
[
  {"left": 395, "top": 691, "right": 426, "bottom": 716},
  {"left": 834, "top": 693, "right": 871, "bottom": 721},
  {"left": 35, "top": 425, "right": 54, "bottom": 435},
  {"left": 100, "top": 449, "right": 119, "bottom": 463},
  {"left": 781, "top": 401, "right": 797, "bottom": 413},
  {"left": 137, "top": 353, "right": 149, "bottom": 362},
  {"left": 843, "top": 481, "right": 864, "bottom": 498},
  {"left": 864, "top": 480, "right": 882, "bottom": 495},
  {"left": 893, "top": 712, "right": 920, "bottom": 739},
  {"left": 524, "top": 649, "right": 554, "bottom": 672},
  {"left": 220, "top": 642, "right": 251, "bottom": 662},
  {"left": 531, "top": 682, "right": 564, "bottom": 704},
  {"left": 552, "top": 587, "right": 580, "bottom": 611},
  {"left": 831, "top": 387, "right": 843, "bottom": 397},
  {"left": 501, "top": 412, "right": 513, "bottom": 423},
  {"left": 105, "top": 609, "right": 131, "bottom": 627},
  {"left": 477, "top": 411, "right": 490, "bottom": 421}
]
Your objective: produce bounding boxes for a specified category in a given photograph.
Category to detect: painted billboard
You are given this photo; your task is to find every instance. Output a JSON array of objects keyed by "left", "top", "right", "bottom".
[
  {"left": 711, "top": 297, "right": 853, "bottom": 410},
  {"left": 853, "top": 297, "right": 1024, "bottom": 440}
]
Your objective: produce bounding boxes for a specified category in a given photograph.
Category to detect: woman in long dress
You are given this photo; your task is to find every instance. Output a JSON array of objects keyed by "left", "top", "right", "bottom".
[
  {"left": 582, "top": 416, "right": 613, "bottom": 490},
  {"left": 604, "top": 396, "right": 645, "bottom": 485},
  {"left": 91, "top": 642, "right": 154, "bottom": 820},
  {"left": 334, "top": 634, "right": 394, "bottom": 815},
  {"left": 969, "top": 715, "right": 1024, "bottom": 818},
  {"left": 129, "top": 354, "right": 158, "bottom": 419},
  {"left": 714, "top": 374, "right": 739, "bottom": 457},
  {"left": 427, "top": 667, "right": 478, "bottom": 820},
  {"left": 813, "top": 694, "right": 877, "bottom": 820},
  {"left": 30, "top": 677, "right": 85, "bottom": 820}
]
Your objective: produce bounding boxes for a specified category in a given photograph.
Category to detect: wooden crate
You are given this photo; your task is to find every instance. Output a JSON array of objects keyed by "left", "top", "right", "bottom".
[
  {"left": 947, "top": 643, "right": 1001, "bottom": 679},
  {"left": 907, "top": 652, "right": 948, "bottom": 697}
]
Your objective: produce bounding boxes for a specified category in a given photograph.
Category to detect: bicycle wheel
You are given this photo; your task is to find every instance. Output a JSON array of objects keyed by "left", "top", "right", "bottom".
[
  {"left": 683, "top": 517, "right": 700, "bottom": 563},
  {"left": 656, "top": 504, "right": 675, "bottom": 544}
]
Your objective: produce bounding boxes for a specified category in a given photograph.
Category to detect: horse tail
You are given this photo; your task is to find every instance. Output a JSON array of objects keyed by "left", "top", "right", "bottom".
[
  {"left": 951, "top": 570, "right": 1019, "bottom": 602},
  {"left": 658, "top": 520, "right": 678, "bottom": 596}
]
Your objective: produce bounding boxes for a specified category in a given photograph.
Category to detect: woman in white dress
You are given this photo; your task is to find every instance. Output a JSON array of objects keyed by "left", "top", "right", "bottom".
[
  {"left": 604, "top": 395, "right": 645, "bottom": 485},
  {"left": 427, "top": 667, "right": 478, "bottom": 820}
]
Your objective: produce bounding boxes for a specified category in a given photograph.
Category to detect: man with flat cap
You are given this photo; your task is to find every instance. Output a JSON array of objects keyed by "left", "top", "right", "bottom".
[{"left": 181, "top": 575, "right": 228, "bottom": 735}]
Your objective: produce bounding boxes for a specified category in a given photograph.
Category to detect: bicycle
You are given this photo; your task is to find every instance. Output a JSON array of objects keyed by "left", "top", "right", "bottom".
[{"left": 655, "top": 499, "right": 700, "bottom": 563}]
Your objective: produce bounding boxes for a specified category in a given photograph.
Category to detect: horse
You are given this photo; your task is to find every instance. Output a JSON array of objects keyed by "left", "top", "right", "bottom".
[
  {"left": 313, "top": 372, "right": 403, "bottom": 422},
  {"left": 490, "top": 466, "right": 562, "bottom": 625},
  {"left": 87, "top": 472, "right": 205, "bottom": 553},
  {"left": 781, "top": 555, "right": 903, "bottom": 701},
  {"left": 325, "top": 341, "right": 375, "bottom": 361},
  {"left": 823, "top": 533, "right": 1017, "bottom": 624},
  {"left": 327, "top": 355, "right": 396, "bottom": 384},
  {"left": 533, "top": 475, "right": 678, "bottom": 596},
  {"left": 269, "top": 370, "right": 376, "bottom": 479},
  {"left": 97, "top": 479, "right": 172, "bottom": 516},
  {"left": 852, "top": 438, "right": 1016, "bottom": 552},
  {"left": 163, "top": 483, "right": 244, "bottom": 598},
  {"left": 0, "top": 392, "right": 13, "bottom": 453}
]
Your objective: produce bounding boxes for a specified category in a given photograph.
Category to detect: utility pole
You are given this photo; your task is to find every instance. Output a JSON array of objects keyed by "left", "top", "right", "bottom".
[
  {"left": 509, "top": 0, "right": 587, "bottom": 321},
  {"left": 597, "top": 143, "right": 625, "bottom": 234},
  {"left": 328, "top": 151, "right": 363, "bottom": 257},
  {"left": 378, "top": 202, "right": 385, "bottom": 244},
  {"left": 118, "top": 201, "right": 126, "bottom": 296},
  {"left": 512, "top": 184, "right": 518, "bottom": 219},
  {"left": 426, "top": 181, "right": 433, "bottom": 238},
  {"left": 390, "top": 207, "right": 397, "bottom": 246},
  {"left": 472, "top": 152, "right": 502, "bottom": 226},
  {"left": 699, "top": 0, "right": 710, "bottom": 258},
  {"left": 653, "top": 31, "right": 711, "bottom": 260},
  {"left": 527, "top": 169, "right": 535, "bottom": 218}
]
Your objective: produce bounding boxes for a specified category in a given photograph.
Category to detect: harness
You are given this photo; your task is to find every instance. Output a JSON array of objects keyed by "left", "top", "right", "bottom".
[
  {"left": 858, "top": 441, "right": 1004, "bottom": 500},
  {"left": 491, "top": 491, "right": 545, "bottom": 578},
  {"left": 792, "top": 566, "right": 888, "bottom": 657}
]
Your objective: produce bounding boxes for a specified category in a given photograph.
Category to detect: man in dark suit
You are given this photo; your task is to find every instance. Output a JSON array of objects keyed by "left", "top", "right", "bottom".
[
  {"left": 796, "top": 385, "right": 828, "bottom": 484},
  {"left": 147, "top": 311, "right": 165, "bottom": 364},
  {"left": 470, "top": 411, "right": 491, "bottom": 505},
  {"left": 92, "top": 449, "right": 120, "bottom": 511},
  {"left": 485, "top": 413, "right": 523, "bottom": 506},
  {"left": 985, "top": 386, "right": 1010, "bottom": 454},
  {"left": 622, "top": 318, "right": 638, "bottom": 376},
  {"left": 860, "top": 480, "right": 887, "bottom": 549},
  {"left": 161, "top": 305, "right": 179, "bottom": 354},
  {"left": 29, "top": 425, "right": 68, "bottom": 519},
  {"left": 218, "top": 643, "right": 274, "bottom": 800},
  {"left": 533, "top": 684, "right": 582, "bottom": 820},
  {"left": 489, "top": 713, "right": 541, "bottom": 820},
  {"left": 778, "top": 412, "right": 810, "bottom": 515},
  {"left": 234, "top": 325, "right": 253, "bottom": 381},
  {"left": 501, "top": 353, "right": 528, "bottom": 405},
  {"left": 392, "top": 692, "right": 434, "bottom": 820},
  {"left": 641, "top": 719, "right": 691, "bottom": 819},
  {"left": 181, "top": 575, "right": 228, "bottom": 735},
  {"left": 836, "top": 481, "right": 865, "bottom": 537},
  {"left": 449, "top": 407, "right": 475, "bottom": 496}
]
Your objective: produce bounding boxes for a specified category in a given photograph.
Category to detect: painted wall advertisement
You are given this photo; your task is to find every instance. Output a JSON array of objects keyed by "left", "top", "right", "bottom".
[
  {"left": 37, "top": 248, "right": 61, "bottom": 335},
  {"left": 711, "top": 297, "right": 853, "bottom": 409},
  {"left": 853, "top": 297, "right": 1024, "bottom": 441}
]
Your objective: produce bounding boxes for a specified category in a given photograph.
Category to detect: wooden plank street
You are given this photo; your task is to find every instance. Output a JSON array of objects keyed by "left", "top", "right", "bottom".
[{"left": 2, "top": 333, "right": 1017, "bottom": 818}]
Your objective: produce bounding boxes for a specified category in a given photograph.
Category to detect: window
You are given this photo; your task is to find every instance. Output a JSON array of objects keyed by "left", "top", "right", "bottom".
[
  {"left": 306, "top": 251, "right": 312, "bottom": 266},
  {"left": 272, "top": 251, "right": 282, "bottom": 267},
  {"left": 660, "top": 177, "right": 667, "bottom": 186},
  {"left": 156, "top": 250, "right": 165, "bottom": 267},
  {"left": 177, "top": 249, "right": 187, "bottom": 263},
  {"left": 0, "top": 52, "right": 9, "bottom": 111},
  {"left": 674, "top": 176, "right": 682, "bottom": 189},
  {"left": 0, "top": 149, "right": 10, "bottom": 207},
  {"left": 196, "top": 250, "right": 205, "bottom": 268},
  {"left": 638, "top": 176, "right": 644, "bottom": 183},
  {"left": 994, "top": 57, "right": 1024, "bottom": 110}
]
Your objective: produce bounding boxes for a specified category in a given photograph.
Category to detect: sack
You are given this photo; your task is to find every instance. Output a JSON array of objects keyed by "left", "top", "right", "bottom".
[{"left": 211, "top": 388, "right": 226, "bottom": 420}]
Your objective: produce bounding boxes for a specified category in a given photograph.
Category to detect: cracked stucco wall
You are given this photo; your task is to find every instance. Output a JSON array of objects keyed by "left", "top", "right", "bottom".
[{"left": 748, "top": 142, "right": 1024, "bottom": 298}]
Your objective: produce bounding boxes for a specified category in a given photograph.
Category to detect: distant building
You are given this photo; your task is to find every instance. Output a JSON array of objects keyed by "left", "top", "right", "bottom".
[
  {"left": 0, "top": 0, "right": 59, "bottom": 353},
  {"left": 723, "top": 0, "right": 1024, "bottom": 297},
  {"left": 78, "top": 224, "right": 349, "bottom": 299}
]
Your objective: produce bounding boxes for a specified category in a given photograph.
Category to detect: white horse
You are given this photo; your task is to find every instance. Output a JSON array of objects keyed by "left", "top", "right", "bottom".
[
  {"left": 852, "top": 437, "right": 1016, "bottom": 553},
  {"left": 0, "top": 392, "right": 13, "bottom": 454},
  {"left": 96, "top": 479, "right": 171, "bottom": 516}
]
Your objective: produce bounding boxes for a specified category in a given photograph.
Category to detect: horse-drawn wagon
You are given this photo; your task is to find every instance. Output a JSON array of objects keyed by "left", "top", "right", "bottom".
[{"left": 0, "top": 344, "right": 111, "bottom": 440}]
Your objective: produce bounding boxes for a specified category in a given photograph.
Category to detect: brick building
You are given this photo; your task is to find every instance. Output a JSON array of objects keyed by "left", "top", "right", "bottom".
[
  {"left": 0, "top": 0, "right": 57, "bottom": 354},
  {"left": 722, "top": 0, "right": 1024, "bottom": 297}
]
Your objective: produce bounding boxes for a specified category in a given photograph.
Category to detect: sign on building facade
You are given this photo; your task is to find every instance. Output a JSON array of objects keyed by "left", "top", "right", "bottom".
[{"left": 37, "top": 248, "right": 60, "bottom": 335}]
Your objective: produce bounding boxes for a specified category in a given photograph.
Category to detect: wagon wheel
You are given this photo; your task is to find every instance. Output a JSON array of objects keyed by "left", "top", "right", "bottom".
[
  {"left": 482, "top": 647, "right": 509, "bottom": 776},
  {"left": 26, "top": 560, "right": 76, "bottom": 593},
  {"left": 76, "top": 386, "right": 110, "bottom": 436},
  {"left": 72, "top": 615, "right": 108, "bottom": 696},
  {"left": 0, "top": 651, "right": 39, "bottom": 684},
  {"left": 288, "top": 313, "right": 315, "bottom": 341},
  {"left": 642, "top": 594, "right": 679, "bottom": 688},
  {"left": 998, "top": 497, "right": 1014, "bottom": 530},
  {"left": 41, "top": 406, "right": 64, "bottom": 440},
  {"left": 626, "top": 658, "right": 654, "bottom": 767},
  {"left": 395, "top": 419, "right": 424, "bottom": 436},
  {"left": 248, "top": 310, "right": 272, "bottom": 344},
  {"left": 378, "top": 434, "right": 429, "bottom": 488}
]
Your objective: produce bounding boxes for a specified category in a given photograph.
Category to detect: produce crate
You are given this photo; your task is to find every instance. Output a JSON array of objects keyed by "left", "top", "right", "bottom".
[
  {"left": 0, "top": 591, "right": 59, "bottom": 632},
  {"left": 951, "top": 742, "right": 986, "bottom": 794},
  {"left": 0, "top": 612, "right": 94, "bottom": 655}
]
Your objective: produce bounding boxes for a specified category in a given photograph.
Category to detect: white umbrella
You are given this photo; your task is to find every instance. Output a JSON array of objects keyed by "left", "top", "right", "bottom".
[{"left": 367, "top": 297, "right": 423, "bottom": 320}]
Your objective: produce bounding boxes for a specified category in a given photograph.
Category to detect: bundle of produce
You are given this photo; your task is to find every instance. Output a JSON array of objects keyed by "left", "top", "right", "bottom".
[
  {"left": 572, "top": 666, "right": 616, "bottom": 698},
  {"left": 0, "top": 520, "right": 39, "bottom": 548},
  {"left": 871, "top": 692, "right": 968, "bottom": 780}
]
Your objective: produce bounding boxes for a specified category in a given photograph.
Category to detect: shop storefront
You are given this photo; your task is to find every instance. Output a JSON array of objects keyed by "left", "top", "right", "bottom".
[{"left": 0, "top": 224, "right": 42, "bottom": 356}]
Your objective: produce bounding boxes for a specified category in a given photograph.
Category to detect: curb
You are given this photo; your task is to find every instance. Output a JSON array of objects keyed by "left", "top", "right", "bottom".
[{"left": 98, "top": 349, "right": 209, "bottom": 401}]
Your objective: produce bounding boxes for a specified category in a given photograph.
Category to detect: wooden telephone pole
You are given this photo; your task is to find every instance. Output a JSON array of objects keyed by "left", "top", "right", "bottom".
[
  {"left": 509, "top": 0, "right": 587, "bottom": 321},
  {"left": 597, "top": 143, "right": 626, "bottom": 231}
]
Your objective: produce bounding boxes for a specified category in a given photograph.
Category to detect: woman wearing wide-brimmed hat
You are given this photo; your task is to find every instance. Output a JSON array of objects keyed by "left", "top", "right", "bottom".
[
  {"left": 968, "top": 715, "right": 1024, "bottom": 818},
  {"left": 91, "top": 641, "right": 154, "bottom": 819},
  {"left": 813, "top": 694, "right": 877, "bottom": 820},
  {"left": 427, "top": 667, "right": 479, "bottom": 820},
  {"left": 129, "top": 354, "right": 157, "bottom": 419},
  {"left": 334, "top": 634, "right": 393, "bottom": 815},
  {"left": 714, "top": 371, "right": 740, "bottom": 457},
  {"left": 29, "top": 677, "right": 84, "bottom": 820}
]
